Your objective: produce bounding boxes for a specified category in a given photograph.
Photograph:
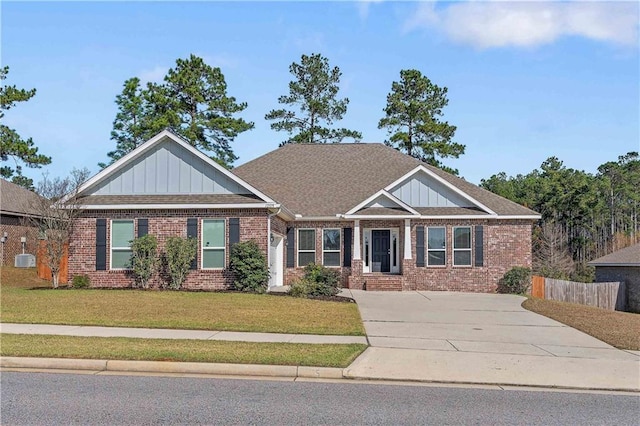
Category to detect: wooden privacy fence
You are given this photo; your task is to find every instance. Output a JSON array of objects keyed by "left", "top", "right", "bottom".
[
  {"left": 532, "top": 275, "right": 626, "bottom": 311},
  {"left": 36, "top": 241, "right": 68, "bottom": 284}
]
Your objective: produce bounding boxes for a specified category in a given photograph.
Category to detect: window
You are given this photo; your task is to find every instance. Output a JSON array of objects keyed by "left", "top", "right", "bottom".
[
  {"left": 453, "top": 227, "right": 472, "bottom": 266},
  {"left": 322, "top": 229, "right": 340, "bottom": 267},
  {"left": 202, "top": 219, "right": 225, "bottom": 269},
  {"left": 111, "top": 219, "right": 134, "bottom": 269},
  {"left": 427, "top": 227, "right": 446, "bottom": 266},
  {"left": 298, "top": 229, "right": 316, "bottom": 266}
]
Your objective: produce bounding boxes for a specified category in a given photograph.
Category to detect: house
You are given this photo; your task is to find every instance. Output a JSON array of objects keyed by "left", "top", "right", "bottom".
[
  {"left": 68, "top": 129, "right": 540, "bottom": 291},
  {"left": 0, "top": 179, "right": 42, "bottom": 266},
  {"left": 588, "top": 243, "right": 640, "bottom": 313}
]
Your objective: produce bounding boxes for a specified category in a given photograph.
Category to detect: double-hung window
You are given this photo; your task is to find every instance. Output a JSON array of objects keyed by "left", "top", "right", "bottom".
[
  {"left": 202, "top": 219, "right": 225, "bottom": 269},
  {"left": 453, "top": 226, "right": 472, "bottom": 266},
  {"left": 297, "top": 229, "right": 316, "bottom": 266},
  {"left": 111, "top": 219, "right": 134, "bottom": 269},
  {"left": 427, "top": 227, "right": 446, "bottom": 266},
  {"left": 322, "top": 229, "right": 340, "bottom": 267}
]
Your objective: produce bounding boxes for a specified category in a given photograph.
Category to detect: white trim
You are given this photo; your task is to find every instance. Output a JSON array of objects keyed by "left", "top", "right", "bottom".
[
  {"left": 489, "top": 215, "right": 541, "bottom": 220},
  {"left": 353, "top": 220, "right": 361, "bottom": 260},
  {"left": 344, "top": 214, "right": 418, "bottom": 220},
  {"left": 82, "top": 203, "right": 278, "bottom": 210},
  {"left": 297, "top": 228, "right": 316, "bottom": 267},
  {"left": 345, "top": 189, "right": 420, "bottom": 216},
  {"left": 403, "top": 219, "right": 412, "bottom": 260},
  {"left": 72, "top": 130, "right": 275, "bottom": 204},
  {"left": 322, "top": 228, "right": 341, "bottom": 267},
  {"left": 110, "top": 219, "right": 134, "bottom": 270},
  {"left": 294, "top": 215, "right": 347, "bottom": 221},
  {"left": 426, "top": 226, "right": 447, "bottom": 267},
  {"left": 588, "top": 263, "right": 640, "bottom": 267},
  {"left": 452, "top": 226, "right": 472, "bottom": 267},
  {"left": 384, "top": 166, "right": 498, "bottom": 216},
  {"left": 268, "top": 234, "right": 284, "bottom": 287},
  {"left": 201, "top": 218, "right": 226, "bottom": 270}
]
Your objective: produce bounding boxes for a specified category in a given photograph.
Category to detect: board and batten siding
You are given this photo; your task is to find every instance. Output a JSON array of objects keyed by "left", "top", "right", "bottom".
[
  {"left": 390, "top": 172, "right": 472, "bottom": 208},
  {"left": 92, "top": 139, "right": 251, "bottom": 195}
]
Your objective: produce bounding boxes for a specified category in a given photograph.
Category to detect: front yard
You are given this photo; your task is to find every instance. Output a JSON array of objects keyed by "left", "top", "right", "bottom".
[{"left": 0, "top": 267, "right": 365, "bottom": 336}]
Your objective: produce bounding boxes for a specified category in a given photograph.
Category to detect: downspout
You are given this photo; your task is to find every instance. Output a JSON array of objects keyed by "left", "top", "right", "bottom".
[{"left": 267, "top": 207, "right": 281, "bottom": 288}]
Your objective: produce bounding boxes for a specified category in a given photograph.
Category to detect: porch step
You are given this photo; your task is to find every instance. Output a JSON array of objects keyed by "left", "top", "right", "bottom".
[{"left": 363, "top": 275, "right": 403, "bottom": 291}]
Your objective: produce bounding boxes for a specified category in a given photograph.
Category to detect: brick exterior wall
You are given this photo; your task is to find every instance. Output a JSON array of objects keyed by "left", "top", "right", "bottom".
[
  {"left": 68, "top": 209, "right": 269, "bottom": 289},
  {"left": 0, "top": 214, "right": 39, "bottom": 266},
  {"left": 595, "top": 266, "right": 640, "bottom": 313},
  {"left": 69, "top": 209, "right": 533, "bottom": 293},
  {"left": 286, "top": 218, "right": 533, "bottom": 293}
]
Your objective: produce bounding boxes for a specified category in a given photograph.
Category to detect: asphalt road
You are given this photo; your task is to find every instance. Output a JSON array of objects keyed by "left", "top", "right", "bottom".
[{"left": 1, "top": 372, "right": 638, "bottom": 425}]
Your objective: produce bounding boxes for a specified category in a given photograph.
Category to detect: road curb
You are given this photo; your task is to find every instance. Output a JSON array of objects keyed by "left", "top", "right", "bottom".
[{"left": 0, "top": 357, "right": 345, "bottom": 379}]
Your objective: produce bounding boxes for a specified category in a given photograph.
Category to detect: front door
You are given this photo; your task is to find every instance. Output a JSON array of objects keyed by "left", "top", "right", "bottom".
[{"left": 371, "top": 230, "right": 390, "bottom": 273}]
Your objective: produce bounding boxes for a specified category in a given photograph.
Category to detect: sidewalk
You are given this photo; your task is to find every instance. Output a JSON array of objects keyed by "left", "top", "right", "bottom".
[{"left": 0, "top": 323, "right": 367, "bottom": 345}]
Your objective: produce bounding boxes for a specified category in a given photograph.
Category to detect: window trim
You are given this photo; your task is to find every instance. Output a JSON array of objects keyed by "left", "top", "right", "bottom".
[
  {"left": 427, "top": 226, "right": 446, "bottom": 267},
  {"left": 452, "top": 226, "right": 472, "bottom": 267},
  {"left": 201, "top": 219, "right": 226, "bottom": 270},
  {"left": 297, "top": 228, "right": 316, "bottom": 267},
  {"left": 110, "top": 219, "right": 134, "bottom": 270},
  {"left": 322, "top": 228, "right": 341, "bottom": 267}
]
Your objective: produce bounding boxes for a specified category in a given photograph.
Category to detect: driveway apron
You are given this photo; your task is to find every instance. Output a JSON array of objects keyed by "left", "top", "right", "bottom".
[{"left": 343, "top": 290, "right": 640, "bottom": 391}]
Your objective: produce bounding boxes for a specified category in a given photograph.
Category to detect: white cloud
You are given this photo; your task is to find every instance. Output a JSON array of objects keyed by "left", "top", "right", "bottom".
[
  {"left": 405, "top": 1, "right": 639, "bottom": 49},
  {"left": 356, "top": 0, "right": 385, "bottom": 21},
  {"left": 139, "top": 66, "right": 168, "bottom": 85}
]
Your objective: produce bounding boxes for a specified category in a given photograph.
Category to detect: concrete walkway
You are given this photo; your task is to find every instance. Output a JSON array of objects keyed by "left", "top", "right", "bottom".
[
  {"left": 342, "top": 290, "right": 640, "bottom": 391},
  {"left": 0, "top": 323, "right": 367, "bottom": 345}
]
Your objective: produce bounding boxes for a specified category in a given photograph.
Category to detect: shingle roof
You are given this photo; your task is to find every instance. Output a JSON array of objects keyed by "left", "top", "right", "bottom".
[
  {"left": 0, "top": 179, "right": 44, "bottom": 217},
  {"left": 79, "top": 194, "right": 265, "bottom": 206},
  {"left": 588, "top": 243, "right": 640, "bottom": 267},
  {"left": 233, "top": 143, "right": 539, "bottom": 218}
]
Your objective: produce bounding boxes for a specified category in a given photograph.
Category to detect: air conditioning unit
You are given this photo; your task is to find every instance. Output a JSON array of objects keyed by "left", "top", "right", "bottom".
[{"left": 15, "top": 254, "right": 36, "bottom": 268}]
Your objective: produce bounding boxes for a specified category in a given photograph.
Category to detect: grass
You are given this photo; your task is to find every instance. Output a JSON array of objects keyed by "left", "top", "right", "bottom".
[
  {"left": 0, "top": 334, "right": 367, "bottom": 367},
  {"left": 0, "top": 267, "right": 365, "bottom": 336},
  {"left": 522, "top": 297, "right": 640, "bottom": 351}
]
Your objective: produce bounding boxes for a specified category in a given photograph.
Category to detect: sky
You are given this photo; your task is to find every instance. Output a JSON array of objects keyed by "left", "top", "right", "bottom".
[{"left": 2, "top": 0, "right": 639, "bottom": 185}]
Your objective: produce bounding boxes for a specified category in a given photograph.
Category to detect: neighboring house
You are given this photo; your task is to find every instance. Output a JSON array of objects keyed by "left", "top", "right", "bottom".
[
  {"left": 0, "top": 179, "right": 42, "bottom": 266},
  {"left": 588, "top": 243, "right": 640, "bottom": 313},
  {"left": 68, "top": 129, "right": 540, "bottom": 291}
]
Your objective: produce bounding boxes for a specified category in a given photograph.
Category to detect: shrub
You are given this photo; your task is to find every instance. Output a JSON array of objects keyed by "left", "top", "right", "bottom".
[
  {"left": 164, "top": 236, "right": 197, "bottom": 290},
  {"left": 290, "top": 263, "right": 341, "bottom": 298},
  {"left": 71, "top": 274, "right": 90, "bottom": 289},
  {"left": 229, "top": 240, "right": 269, "bottom": 293},
  {"left": 497, "top": 266, "right": 532, "bottom": 294},
  {"left": 130, "top": 235, "right": 158, "bottom": 289}
]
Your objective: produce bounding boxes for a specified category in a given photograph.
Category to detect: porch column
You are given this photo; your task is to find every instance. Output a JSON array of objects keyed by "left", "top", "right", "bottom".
[
  {"left": 353, "top": 220, "right": 361, "bottom": 260},
  {"left": 404, "top": 219, "right": 412, "bottom": 260}
]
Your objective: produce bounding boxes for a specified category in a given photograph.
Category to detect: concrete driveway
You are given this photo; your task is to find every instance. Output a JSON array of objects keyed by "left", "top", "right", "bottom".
[{"left": 342, "top": 290, "right": 640, "bottom": 391}]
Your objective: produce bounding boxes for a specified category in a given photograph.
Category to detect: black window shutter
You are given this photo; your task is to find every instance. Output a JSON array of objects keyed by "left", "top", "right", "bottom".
[
  {"left": 229, "top": 218, "right": 240, "bottom": 246},
  {"left": 187, "top": 218, "right": 198, "bottom": 270},
  {"left": 475, "top": 225, "right": 484, "bottom": 267},
  {"left": 343, "top": 227, "right": 352, "bottom": 267},
  {"left": 416, "top": 226, "right": 425, "bottom": 267},
  {"left": 137, "top": 218, "right": 148, "bottom": 238},
  {"left": 96, "top": 219, "right": 107, "bottom": 271},
  {"left": 286, "top": 227, "right": 295, "bottom": 268}
]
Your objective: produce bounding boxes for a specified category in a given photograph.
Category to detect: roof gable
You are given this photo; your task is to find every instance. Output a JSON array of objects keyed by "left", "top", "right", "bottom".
[
  {"left": 388, "top": 168, "right": 477, "bottom": 209},
  {"left": 78, "top": 130, "right": 273, "bottom": 205}
]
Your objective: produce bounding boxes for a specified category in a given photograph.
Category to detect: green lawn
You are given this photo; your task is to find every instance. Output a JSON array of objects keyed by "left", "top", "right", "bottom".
[
  {"left": 0, "top": 334, "right": 367, "bottom": 367},
  {"left": 1, "top": 267, "right": 365, "bottom": 336}
]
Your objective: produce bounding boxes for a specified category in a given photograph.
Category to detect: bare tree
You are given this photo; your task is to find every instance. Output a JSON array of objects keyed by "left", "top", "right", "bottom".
[
  {"left": 26, "top": 168, "right": 90, "bottom": 288},
  {"left": 533, "top": 221, "right": 575, "bottom": 279}
]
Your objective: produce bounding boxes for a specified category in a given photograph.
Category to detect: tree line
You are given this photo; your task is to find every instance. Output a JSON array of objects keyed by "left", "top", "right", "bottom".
[{"left": 481, "top": 153, "right": 640, "bottom": 281}]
